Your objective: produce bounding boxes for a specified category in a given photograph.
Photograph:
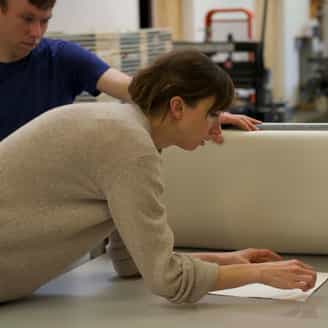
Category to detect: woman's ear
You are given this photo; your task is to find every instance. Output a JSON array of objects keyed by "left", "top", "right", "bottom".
[{"left": 169, "top": 96, "right": 185, "bottom": 120}]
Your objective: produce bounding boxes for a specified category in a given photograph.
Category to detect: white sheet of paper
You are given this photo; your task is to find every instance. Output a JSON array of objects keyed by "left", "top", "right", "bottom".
[{"left": 209, "top": 272, "right": 328, "bottom": 302}]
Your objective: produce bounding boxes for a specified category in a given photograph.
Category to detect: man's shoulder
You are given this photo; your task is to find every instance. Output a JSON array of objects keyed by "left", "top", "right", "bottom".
[
  {"left": 34, "top": 38, "right": 83, "bottom": 57},
  {"left": 35, "top": 38, "right": 63, "bottom": 53}
]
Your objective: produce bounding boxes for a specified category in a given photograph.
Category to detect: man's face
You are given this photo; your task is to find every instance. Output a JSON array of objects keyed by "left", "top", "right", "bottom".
[{"left": 0, "top": 0, "right": 53, "bottom": 60}]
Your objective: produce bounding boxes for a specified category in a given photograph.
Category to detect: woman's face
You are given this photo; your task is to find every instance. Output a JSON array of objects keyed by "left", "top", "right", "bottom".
[{"left": 174, "top": 96, "right": 219, "bottom": 151}]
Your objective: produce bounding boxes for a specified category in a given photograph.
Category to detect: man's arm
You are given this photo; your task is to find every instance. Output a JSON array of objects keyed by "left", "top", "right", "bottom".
[{"left": 96, "top": 68, "right": 132, "bottom": 103}]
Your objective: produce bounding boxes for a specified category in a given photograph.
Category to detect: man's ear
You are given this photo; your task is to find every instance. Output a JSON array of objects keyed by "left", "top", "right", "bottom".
[{"left": 169, "top": 96, "right": 185, "bottom": 120}]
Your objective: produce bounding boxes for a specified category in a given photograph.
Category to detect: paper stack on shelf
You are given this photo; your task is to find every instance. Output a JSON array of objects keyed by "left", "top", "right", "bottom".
[{"left": 46, "top": 29, "right": 173, "bottom": 103}]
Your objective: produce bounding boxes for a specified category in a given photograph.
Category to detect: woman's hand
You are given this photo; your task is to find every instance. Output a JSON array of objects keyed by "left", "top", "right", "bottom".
[
  {"left": 257, "top": 259, "right": 317, "bottom": 291},
  {"left": 214, "top": 259, "right": 317, "bottom": 292},
  {"left": 226, "top": 248, "right": 283, "bottom": 264},
  {"left": 209, "top": 112, "right": 262, "bottom": 144}
]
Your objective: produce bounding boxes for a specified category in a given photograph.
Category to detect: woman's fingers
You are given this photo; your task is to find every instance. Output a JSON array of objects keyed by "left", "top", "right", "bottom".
[
  {"left": 247, "top": 248, "right": 283, "bottom": 263},
  {"left": 294, "top": 273, "right": 317, "bottom": 291},
  {"left": 258, "top": 249, "right": 283, "bottom": 261},
  {"left": 259, "top": 259, "right": 317, "bottom": 291},
  {"left": 288, "top": 259, "right": 315, "bottom": 271}
]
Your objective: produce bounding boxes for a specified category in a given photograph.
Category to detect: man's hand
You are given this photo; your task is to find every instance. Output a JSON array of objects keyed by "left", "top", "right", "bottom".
[
  {"left": 209, "top": 112, "right": 262, "bottom": 144},
  {"left": 220, "top": 112, "right": 262, "bottom": 131}
]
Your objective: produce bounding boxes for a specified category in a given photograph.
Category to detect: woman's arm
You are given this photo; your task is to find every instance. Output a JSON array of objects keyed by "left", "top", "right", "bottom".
[
  {"left": 213, "top": 260, "right": 317, "bottom": 292},
  {"left": 191, "top": 250, "right": 317, "bottom": 291},
  {"left": 189, "top": 248, "right": 282, "bottom": 265},
  {"left": 108, "top": 230, "right": 141, "bottom": 278},
  {"left": 102, "top": 154, "right": 219, "bottom": 304}
]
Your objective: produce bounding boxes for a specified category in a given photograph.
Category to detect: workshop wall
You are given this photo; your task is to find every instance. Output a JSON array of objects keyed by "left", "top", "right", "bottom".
[
  {"left": 282, "top": 0, "right": 310, "bottom": 105},
  {"left": 48, "top": 0, "right": 139, "bottom": 33},
  {"left": 324, "top": 0, "right": 328, "bottom": 56}
]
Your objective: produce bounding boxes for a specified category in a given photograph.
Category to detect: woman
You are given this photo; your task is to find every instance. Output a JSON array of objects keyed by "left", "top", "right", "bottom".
[{"left": 0, "top": 49, "right": 316, "bottom": 303}]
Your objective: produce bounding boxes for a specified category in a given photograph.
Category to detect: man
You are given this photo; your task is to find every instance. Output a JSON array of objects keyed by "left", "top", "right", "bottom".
[
  {"left": 0, "top": 0, "right": 132, "bottom": 139},
  {"left": 0, "top": 0, "right": 260, "bottom": 141}
]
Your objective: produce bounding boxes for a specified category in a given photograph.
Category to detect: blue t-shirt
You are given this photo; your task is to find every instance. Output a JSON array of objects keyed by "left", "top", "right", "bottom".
[{"left": 0, "top": 38, "right": 110, "bottom": 140}]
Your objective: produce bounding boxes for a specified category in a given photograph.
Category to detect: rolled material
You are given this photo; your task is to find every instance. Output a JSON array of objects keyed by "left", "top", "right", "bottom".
[{"left": 163, "top": 129, "right": 328, "bottom": 254}]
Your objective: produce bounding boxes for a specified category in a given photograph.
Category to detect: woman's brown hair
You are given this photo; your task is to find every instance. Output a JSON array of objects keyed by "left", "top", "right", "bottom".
[{"left": 129, "top": 49, "right": 234, "bottom": 118}]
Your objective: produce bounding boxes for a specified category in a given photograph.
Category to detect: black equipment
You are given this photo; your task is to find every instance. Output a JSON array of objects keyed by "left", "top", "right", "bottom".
[{"left": 174, "top": 0, "right": 288, "bottom": 122}]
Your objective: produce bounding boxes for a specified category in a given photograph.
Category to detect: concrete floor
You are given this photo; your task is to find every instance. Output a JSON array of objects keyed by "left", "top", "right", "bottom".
[{"left": 1, "top": 254, "right": 328, "bottom": 328}]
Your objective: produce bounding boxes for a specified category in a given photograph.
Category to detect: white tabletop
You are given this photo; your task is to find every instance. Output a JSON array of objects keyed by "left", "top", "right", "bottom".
[{"left": 1, "top": 254, "right": 328, "bottom": 328}]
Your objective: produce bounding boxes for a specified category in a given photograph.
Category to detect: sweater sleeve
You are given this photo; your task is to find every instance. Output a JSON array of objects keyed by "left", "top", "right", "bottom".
[
  {"left": 102, "top": 155, "right": 219, "bottom": 304},
  {"left": 108, "top": 229, "right": 141, "bottom": 278}
]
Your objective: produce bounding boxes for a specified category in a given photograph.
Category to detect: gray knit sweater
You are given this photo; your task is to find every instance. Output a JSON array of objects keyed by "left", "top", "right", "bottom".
[{"left": 0, "top": 103, "right": 218, "bottom": 303}]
